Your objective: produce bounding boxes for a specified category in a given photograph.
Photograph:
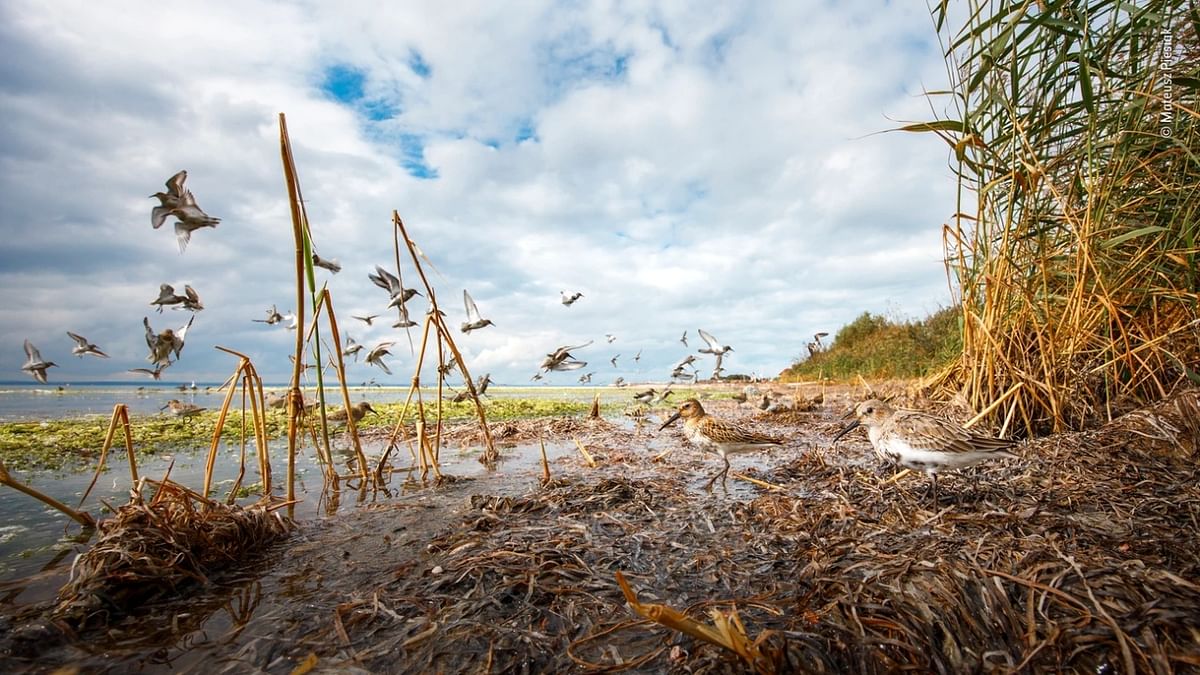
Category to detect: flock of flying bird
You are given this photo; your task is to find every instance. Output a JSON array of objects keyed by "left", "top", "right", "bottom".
[{"left": 21, "top": 171, "right": 216, "bottom": 386}]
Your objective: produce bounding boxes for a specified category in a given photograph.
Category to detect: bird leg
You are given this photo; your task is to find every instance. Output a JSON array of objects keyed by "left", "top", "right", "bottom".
[{"left": 718, "top": 456, "right": 732, "bottom": 491}]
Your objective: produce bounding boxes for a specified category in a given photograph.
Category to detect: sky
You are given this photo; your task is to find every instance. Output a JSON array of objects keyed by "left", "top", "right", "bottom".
[{"left": 0, "top": 1, "right": 961, "bottom": 387}]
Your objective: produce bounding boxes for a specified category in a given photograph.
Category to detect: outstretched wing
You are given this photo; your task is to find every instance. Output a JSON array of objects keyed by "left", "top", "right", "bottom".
[
  {"left": 66, "top": 331, "right": 87, "bottom": 348},
  {"left": 697, "top": 329, "right": 720, "bottom": 350},
  {"left": 463, "top": 289, "right": 482, "bottom": 322},
  {"left": 143, "top": 317, "right": 156, "bottom": 350}
]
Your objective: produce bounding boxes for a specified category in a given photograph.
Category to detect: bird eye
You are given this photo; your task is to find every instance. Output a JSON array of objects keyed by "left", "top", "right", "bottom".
[{"left": 865, "top": 407, "right": 874, "bottom": 414}]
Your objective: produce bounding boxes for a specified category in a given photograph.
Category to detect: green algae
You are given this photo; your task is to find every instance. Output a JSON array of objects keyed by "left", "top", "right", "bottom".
[{"left": 0, "top": 396, "right": 626, "bottom": 472}]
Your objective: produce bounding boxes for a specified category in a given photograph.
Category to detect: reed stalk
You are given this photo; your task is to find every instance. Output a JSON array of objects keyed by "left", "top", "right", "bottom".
[
  {"left": 1, "top": 460, "right": 95, "bottom": 528},
  {"left": 78, "top": 404, "right": 137, "bottom": 509}
]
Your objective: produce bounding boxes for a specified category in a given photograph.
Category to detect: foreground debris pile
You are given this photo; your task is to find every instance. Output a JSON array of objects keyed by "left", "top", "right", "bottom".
[
  {"left": 53, "top": 481, "right": 293, "bottom": 629},
  {"left": 296, "top": 392, "right": 1200, "bottom": 673}
]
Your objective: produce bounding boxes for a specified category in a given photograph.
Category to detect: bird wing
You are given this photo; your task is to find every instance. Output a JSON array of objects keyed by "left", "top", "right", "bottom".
[
  {"left": 151, "top": 205, "right": 173, "bottom": 229},
  {"left": 890, "top": 410, "right": 1015, "bottom": 454},
  {"left": 23, "top": 339, "right": 40, "bottom": 362},
  {"left": 369, "top": 266, "right": 400, "bottom": 294},
  {"left": 173, "top": 314, "right": 195, "bottom": 357},
  {"left": 704, "top": 417, "right": 783, "bottom": 445},
  {"left": 174, "top": 222, "right": 192, "bottom": 253},
  {"left": 143, "top": 318, "right": 156, "bottom": 350},
  {"left": 697, "top": 329, "right": 721, "bottom": 350},
  {"left": 166, "top": 170, "right": 187, "bottom": 197},
  {"left": 463, "top": 289, "right": 482, "bottom": 322},
  {"left": 67, "top": 331, "right": 87, "bottom": 348},
  {"left": 184, "top": 285, "right": 200, "bottom": 304}
]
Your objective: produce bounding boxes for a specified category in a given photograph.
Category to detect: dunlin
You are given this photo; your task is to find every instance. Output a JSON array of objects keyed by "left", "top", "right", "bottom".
[
  {"left": 697, "top": 329, "right": 733, "bottom": 356},
  {"left": 610, "top": 354, "right": 619, "bottom": 368},
  {"left": 253, "top": 305, "right": 284, "bottom": 325},
  {"left": 632, "top": 388, "right": 657, "bottom": 404},
  {"left": 21, "top": 340, "right": 57, "bottom": 384},
  {"left": 353, "top": 314, "right": 380, "bottom": 326},
  {"left": 679, "top": 331, "right": 688, "bottom": 347},
  {"left": 365, "top": 342, "right": 396, "bottom": 375},
  {"left": 461, "top": 290, "right": 494, "bottom": 333},
  {"left": 151, "top": 171, "right": 220, "bottom": 251},
  {"left": 831, "top": 399, "right": 1018, "bottom": 504},
  {"left": 369, "top": 266, "right": 421, "bottom": 309},
  {"left": 180, "top": 285, "right": 204, "bottom": 312},
  {"left": 144, "top": 315, "right": 194, "bottom": 367},
  {"left": 161, "top": 399, "right": 205, "bottom": 419},
  {"left": 66, "top": 332, "right": 109, "bottom": 358},
  {"left": 560, "top": 291, "right": 583, "bottom": 306},
  {"left": 578, "top": 372, "right": 593, "bottom": 384},
  {"left": 327, "top": 401, "right": 376, "bottom": 423},
  {"left": 392, "top": 305, "right": 418, "bottom": 329},
  {"left": 540, "top": 340, "right": 592, "bottom": 372},
  {"left": 634, "top": 349, "right": 642, "bottom": 363},
  {"left": 312, "top": 253, "right": 342, "bottom": 274},
  {"left": 660, "top": 398, "right": 784, "bottom": 491},
  {"left": 150, "top": 284, "right": 186, "bottom": 313},
  {"left": 128, "top": 364, "right": 170, "bottom": 380},
  {"left": 613, "top": 376, "right": 625, "bottom": 387}
]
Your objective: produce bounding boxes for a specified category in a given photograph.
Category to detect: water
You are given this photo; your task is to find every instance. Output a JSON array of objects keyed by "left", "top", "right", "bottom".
[{"left": 0, "top": 382, "right": 644, "bottom": 603}]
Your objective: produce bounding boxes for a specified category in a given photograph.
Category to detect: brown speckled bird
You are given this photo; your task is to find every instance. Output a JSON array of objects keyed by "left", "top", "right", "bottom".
[{"left": 660, "top": 398, "right": 784, "bottom": 491}]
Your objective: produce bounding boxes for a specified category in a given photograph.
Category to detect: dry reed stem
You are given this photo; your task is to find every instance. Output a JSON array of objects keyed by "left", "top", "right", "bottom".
[
  {"left": 314, "top": 289, "right": 370, "bottom": 483},
  {"left": 78, "top": 404, "right": 136, "bottom": 510},
  {"left": 574, "top": 438, "right": 597, "bottom": 468},
  {"left": 0, "top": 459, "right": 96, "bottom": 528}
]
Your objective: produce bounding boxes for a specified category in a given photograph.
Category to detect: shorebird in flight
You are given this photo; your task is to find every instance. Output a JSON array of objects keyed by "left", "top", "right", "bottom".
[
  {"left": 144, "top": 314, "right": 194, "bottom": 367},
  {"left": 66, "top": 332, "right": 109, "bottom": 358},
  {"left": 560, "top": 290, "right": 583, "bottom": 306},
  {"left": 697, "top": 329, "right": 733, "bottom": 356},
  {"left": 253, "top": 305, "right": 284, "bottom": 325},
  {"left": 460, "top": 290, "right": 494, "bottom": 333},
  {"left": 365, "top": 342, "right": 396, "bottom": 375},
  {"left": 369, "top": 266, "right": 421, "bottom": 309},
  {"left": 128, "top": 363, "right": 170, "bottom": 380},
  {"left": 312, "top": 253, "right": 341, "bottom": 274},
  {"left": 21, "top": 340, "right": 57, "bottom": 383}
]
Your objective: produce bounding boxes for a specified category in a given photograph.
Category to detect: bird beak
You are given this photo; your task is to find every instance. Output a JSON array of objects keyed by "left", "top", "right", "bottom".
[
  {"left": 159, "top": 403, "right": 169, "bottom": 411},
  {"left": 659, "top": 411, "right": 681, "bottom": 431},
  {"left": 830, "top": 419, "right": 861, "bottom": 444}
]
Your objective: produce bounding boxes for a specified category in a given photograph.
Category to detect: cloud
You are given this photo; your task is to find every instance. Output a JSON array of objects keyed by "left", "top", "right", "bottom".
[{"left": 0, "top": 1, "right": 958, "bottom": 387}]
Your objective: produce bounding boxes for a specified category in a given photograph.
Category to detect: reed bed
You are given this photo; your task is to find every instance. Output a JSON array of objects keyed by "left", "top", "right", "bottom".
[
  {"left": 918, "top": 1, "right": 1199, "bottom": 435},
  {"left": 52, "top": 479, "right": 293, "bottom": 630}
]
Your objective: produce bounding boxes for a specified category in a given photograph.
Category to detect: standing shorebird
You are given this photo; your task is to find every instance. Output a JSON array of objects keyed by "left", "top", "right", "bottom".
[
  {"left": 66, "top": 332, "right": 109, "bottom": 358},
  {"left": 327, "top": 401, "right": 376, "bottom": 423},
  {"left": 161, "top": 399, "right": 206, "bottom": 420},
  {"left": 660, "top": 399, "right": 784, "bottom": 491},
  {"left": 831, "top": 399, "right": 1018, "bottom": 504},
  {"left": 21, "top": 340, "right": 57, "bottom": 384}
]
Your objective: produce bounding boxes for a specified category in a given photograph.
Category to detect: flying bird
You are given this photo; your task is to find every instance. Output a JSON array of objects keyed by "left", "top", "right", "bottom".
[
  {"left": 634, "top": 349, "right": 642, "bottom": 363},
  {"left": 460, "top": 290, "right": 494, "bottom": 333},
  {"left": 560, "top": 291, "right": 583, "bottom": 306},
  {"left": 253, "top": 305, "right": 284, "bottom": 325},
  {"left": 353, "top": 314, "right": 380, "bottom": 326},
  {"left": 150, "top": 284, "right": 186, "bottom": 313},
  {"left": 312, "top": 253, "right": 342, "bottom": 274},
  {"left": 66, "top": 332, "right": 109, "bottom": 358},
  {"left": 680, "top": 331, "right": 688, "bottom": 347},
  {"left": 392, "top": 305, "right": 418, "bottom": 329},
  {"left": 578, "top": 372, "right": 594, "bottom": 384},
  {"left": 128, "top": 364, "right": 170, "bottom": 380},
  {"left": 540, "top": 340, "right": 592, "bottom": 372},
  {"left": 697, "top": 329, "right": 733, "bottom": 356},
  {"left": 21, "top": 340, "right": 57, "bottom": 383},
  {"left": 144, "top": 314, "right": 194, "bottom": 367},
  {"left": 368, "top": 266, "right": 421, "bottom": 309},
  {"left": 150, "top": 171, "right": 220, "bottom": 252},
  {"left": 365, "top": 342, "right": 396, "bottom": 375},
  {"left": 605, "top": 334, "right": 617, "bottom": 343},
  {"left": 610, "top": 354, "right": 619, "bottom": 367},
  {"left": 660, "top": 398, "right": 784, "bottom": 491},
  {"left": 180, "top": 284, "right": 204, "bottom": 312}
]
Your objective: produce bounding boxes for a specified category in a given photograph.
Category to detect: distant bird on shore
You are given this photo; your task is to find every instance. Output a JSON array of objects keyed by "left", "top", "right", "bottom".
[
  {"left": 633, "top": 388, "right": 657, "bottom": 404},
  {"left": 253, "top": 305, "right": 284, "bottom": 325},
  {"left": 365, "top": 342, "right": 396, "bottom": 375},
  {"left": 697, "top": 329, "right": 733, "bottom": 356},
  {"left": 21, "top": 340, "right": 57, "bottom": 383},
  {"left": 312, "top": 253, "right": 341, "bottom": 274},
  {"left": 832, "top": 399, "right": 1018, "bottom": 504},
  {"left": 66, "top": 332, "right": 109, "bottom": 358},
  {"left": 327, "top": 401, "right": 376, "bottom": 423},
  {"left": 461, "top": 290, "right": 494, "bottom": 333},
  {"left": 660, "top": 398, "right": 784, "bottom": 491},
  {"left": 144, "top": 314, "right": 194, "bottom": 367},
  {"left": 561, "top": 291, "right": 583, "bottom": 306},
  {"left": 265, "top": 392, "right": 287, "bottom": 409},
  {"left": 680, "top": 331, "right": 688, "bottom": 347},
  {"left": 161, "top": 399, "right": 205, "bottom": 419},
  {"left": 369, "top": 266, "right": 421, "bottom": 309},
  {"left": 128, "top": 363, "right": 170, "bottom": 380}
]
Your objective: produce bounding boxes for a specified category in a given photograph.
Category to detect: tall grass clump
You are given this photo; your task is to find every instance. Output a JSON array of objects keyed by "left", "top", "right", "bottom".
[
  {"left": 783, "top": 306, "right": 962, "bottom": 381},
  {"left": 914, "top": 1, "right": 1199, "bottom": 434}
]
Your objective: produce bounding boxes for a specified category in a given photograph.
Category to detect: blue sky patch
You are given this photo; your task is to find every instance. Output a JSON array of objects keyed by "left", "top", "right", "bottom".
[{"left": 321, "top": 63, "right": 367, "bottom": 103}]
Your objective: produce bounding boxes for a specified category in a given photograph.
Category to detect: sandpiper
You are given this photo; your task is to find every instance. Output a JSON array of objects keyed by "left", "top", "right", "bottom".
[
  {"left": 610, "top": 354, "right": 619, "bottom": 367},
  {"left": 393, "top": 305, "right": 418, "bottom": 329},
  {"left": 660, "top": 398, "right": 784, "bottom": 491},
  {"left": 831, "top": 399, "right": 1018, "bottom": 504},
  {"left": 161, "top": 398, "right": 205, "bottom": 419},
  {"left": 327, "top": 401, "right": 376, "bottom": 423},
  {"left": 560, "top": 290, "right": 583, "bottom": 306},
  {"left": 369, "top": 266, "right": 421, "bottom": 309},
  {"left": 253, "top": 305, "right": 284, "bottom": 325},
  {"left": 265, "top": 391, "right": 287, "bottom": 409},
  {"left": 460, "top": 290, "right": 494, "bottom": 333},
  {"left": 150, "top": 284, "right": 186, "bottom": 313},
  {"left": 540, "top": 340, "right": 592, "bottom": 372},
  {"left": 180, "top": 285, "right": 204, "bottom": 312},
  {"left": 578, "top": 372, "right": 593, "bottom": 384},
  {"left": 605, "top": 334, "right": 617, "bottom": 343},
  {"left": 633, "top": 388, "right": 657, "bottom": 404},
  {"left": 21, "top": 340, "right": 57, "bottom": 383},
  {"left": 365, "top": 342, "right": 395, "bottom": 375},
  {"left": 129, "top": 364, "right": 170, "bottom": 380},
  {"left": 679, "top": 331, "right": 688, "bottom": 347},
  {"left": 613, "top": 376, "right": 625, "bottom": 387},
  {"left": 343, "top": 335, "right": 364, "bottom": 361},
  {"left": 353, "top": 314, "right": 379, "bottom": 326},
  {"left": 66, "top": 332, "right": 109, "bottom": 358},
  {"left": 697, "top": 329, "right": 733, "bottom": 356},
  {"left": 144, "top": 314, "right": 194, "bottom": 367},
  {"left": 634, "top": 349, "right": 642, "bottom": 363},
  {"left": 312, "top": 253, "right": 341, "bottom": 274}
]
